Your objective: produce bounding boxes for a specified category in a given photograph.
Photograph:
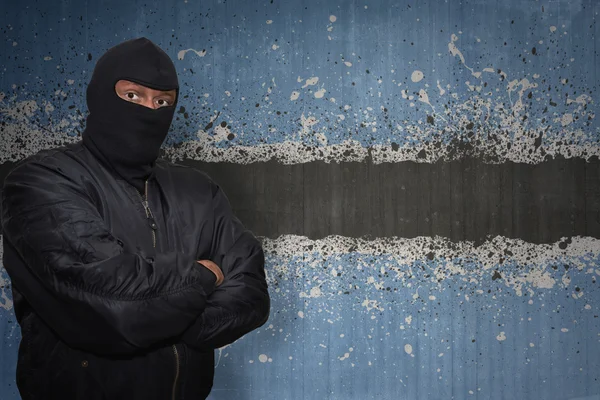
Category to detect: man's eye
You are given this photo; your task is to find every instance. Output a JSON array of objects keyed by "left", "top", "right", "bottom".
[
  {"left": 125, "top": 92, "right": 138, "bottom": 100},
  {"left": 156, "top": 99, "right": 171, "bottom": 108}
]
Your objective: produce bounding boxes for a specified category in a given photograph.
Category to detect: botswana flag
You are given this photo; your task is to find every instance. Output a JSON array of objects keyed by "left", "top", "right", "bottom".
[{"left": 1, "top": 0, "right": 599, "bottom": 399}]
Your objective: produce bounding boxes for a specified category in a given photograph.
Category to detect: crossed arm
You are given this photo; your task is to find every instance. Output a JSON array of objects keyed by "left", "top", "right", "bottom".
[{"left": 1, "top": 158, "right": 269, "bottom": 355}]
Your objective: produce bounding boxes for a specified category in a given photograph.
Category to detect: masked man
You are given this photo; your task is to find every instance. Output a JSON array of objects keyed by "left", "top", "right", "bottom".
[{"left": 2, "top": 37, "right": 270, "bottom": 400}]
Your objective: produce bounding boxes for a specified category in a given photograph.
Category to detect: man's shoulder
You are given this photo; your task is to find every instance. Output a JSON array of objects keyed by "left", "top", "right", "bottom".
[
  {"left": 14, "top": 142, "right": 83, "bottom": 164},
  {"left": 5, "top": 143, "right": 86, "bottom": 181},
  {"left": 156, "top": 158, "right": 215, "bottom": 186}
]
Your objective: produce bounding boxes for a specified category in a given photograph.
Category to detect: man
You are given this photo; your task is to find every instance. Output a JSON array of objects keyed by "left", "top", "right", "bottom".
[{"left": 1, "top": 37, "right": 270, "bottom": 399}]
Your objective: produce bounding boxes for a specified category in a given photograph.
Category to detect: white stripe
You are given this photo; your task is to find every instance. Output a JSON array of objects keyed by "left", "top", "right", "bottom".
[{"left": 261, "top": 235, "right": 600, "bottom": 298}]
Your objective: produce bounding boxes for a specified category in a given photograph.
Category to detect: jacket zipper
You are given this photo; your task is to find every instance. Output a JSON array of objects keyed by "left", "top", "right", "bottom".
[
  {"left": 136, "top": 180, "right": 181, "bottom": 400},
  {"left": 172, "top": 345, "right": 181, "bottom": 400},
  {"left": 137, "top": 180, "right": 157, "bottom": 248}
]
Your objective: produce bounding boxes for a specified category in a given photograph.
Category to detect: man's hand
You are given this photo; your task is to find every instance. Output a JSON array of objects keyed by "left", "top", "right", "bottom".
[{"left": 197, "top": 260, "right": 224, "bottom": 286}]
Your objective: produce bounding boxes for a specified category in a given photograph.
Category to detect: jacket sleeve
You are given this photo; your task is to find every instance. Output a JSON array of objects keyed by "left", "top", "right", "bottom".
[
  {"left": 181, "top": 181, "right": 270, "bottom": 350},
  {"left": 1, "top": 159, "right": 216, "bottom": 355}
]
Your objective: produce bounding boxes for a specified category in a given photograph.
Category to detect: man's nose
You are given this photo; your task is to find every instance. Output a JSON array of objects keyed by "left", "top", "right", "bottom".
[{"left": 141, "top": 99, "right": 156, "bottom": 109}]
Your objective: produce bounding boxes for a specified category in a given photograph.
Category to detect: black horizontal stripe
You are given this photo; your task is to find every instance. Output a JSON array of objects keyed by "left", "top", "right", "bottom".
[
  {"left": 1, "top": 156, "right": 597, "bottom": 244},
  {"left": 190, "top": 157, "right": 597, "bottom": 244}
]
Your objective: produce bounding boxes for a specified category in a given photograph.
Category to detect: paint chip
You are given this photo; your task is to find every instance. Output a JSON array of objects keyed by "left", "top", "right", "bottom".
[
  {"left": 302, "top": 77, "right": 319, "bottom": 88},
  {"left": 177, "top": 48, "right": 206, "bottom": 60},
  {"left": 314, "top": 88, "right": 326, "bottom": 99},
  {"left": 411, "top": 70, "right": 424, "bottom": 83}
]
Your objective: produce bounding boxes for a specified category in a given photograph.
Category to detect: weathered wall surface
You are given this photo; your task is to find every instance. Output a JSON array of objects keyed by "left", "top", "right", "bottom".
[{"left": 1, "top": 0, "right": 599, "bottom": 399}]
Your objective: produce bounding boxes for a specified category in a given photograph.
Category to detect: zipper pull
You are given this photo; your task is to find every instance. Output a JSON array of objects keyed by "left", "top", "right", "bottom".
[
  {"left": 148, "top": 216, "right": 158, "bottom": 231},
  {"left": 141, "top": 200, "right": 158, "bottom": 230}
]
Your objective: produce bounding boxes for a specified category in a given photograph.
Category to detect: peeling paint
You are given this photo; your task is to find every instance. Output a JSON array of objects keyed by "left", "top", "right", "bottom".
[
  {"left": 177, "top": 48, "right": 206, "bottom": 60},
  {"left": 262, "top": 235, "right": 599, "bottom": 299}
]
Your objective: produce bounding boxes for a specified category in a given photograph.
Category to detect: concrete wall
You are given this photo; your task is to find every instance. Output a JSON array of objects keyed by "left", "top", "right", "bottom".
[{"left": 1, "top": 0, "right": 599, "bottom": 399}]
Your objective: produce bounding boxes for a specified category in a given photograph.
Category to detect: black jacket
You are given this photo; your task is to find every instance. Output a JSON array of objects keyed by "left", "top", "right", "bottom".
[{"left": 1, "top": 142, "right": 270, "bottom": 399}]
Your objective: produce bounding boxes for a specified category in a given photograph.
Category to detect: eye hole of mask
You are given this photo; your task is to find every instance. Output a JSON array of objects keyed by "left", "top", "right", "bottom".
[{"left": 114, "top": 79, "right": 177, "bottom": 109}]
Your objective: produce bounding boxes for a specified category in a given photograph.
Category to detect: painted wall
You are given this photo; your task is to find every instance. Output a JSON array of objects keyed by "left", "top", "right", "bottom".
[{"left": 1, "top": 0, "right": 600, "bottom": 399}]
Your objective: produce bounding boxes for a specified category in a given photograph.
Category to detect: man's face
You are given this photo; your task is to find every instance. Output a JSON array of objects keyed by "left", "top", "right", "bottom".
[{"left": 114, "top": 80, "right": 177, "bottom": 109}]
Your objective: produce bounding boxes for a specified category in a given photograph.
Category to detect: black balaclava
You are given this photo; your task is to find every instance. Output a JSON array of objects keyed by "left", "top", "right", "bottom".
[{"left": 82, "top": 37, "right": 179, "bottom": 193}]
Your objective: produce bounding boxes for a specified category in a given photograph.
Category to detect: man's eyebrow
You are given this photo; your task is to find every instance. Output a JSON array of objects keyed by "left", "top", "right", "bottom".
[{"left": 117, "top": 83, "right": 142, "bottom": 90}]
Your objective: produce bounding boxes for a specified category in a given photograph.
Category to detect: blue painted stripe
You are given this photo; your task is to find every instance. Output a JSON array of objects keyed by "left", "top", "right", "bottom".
[
  {"left": 2, "top": 235, "right": 599, "bottom": 399},
  {"left": 1, "top": 0, "right": 599, "bottom": 164}
]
